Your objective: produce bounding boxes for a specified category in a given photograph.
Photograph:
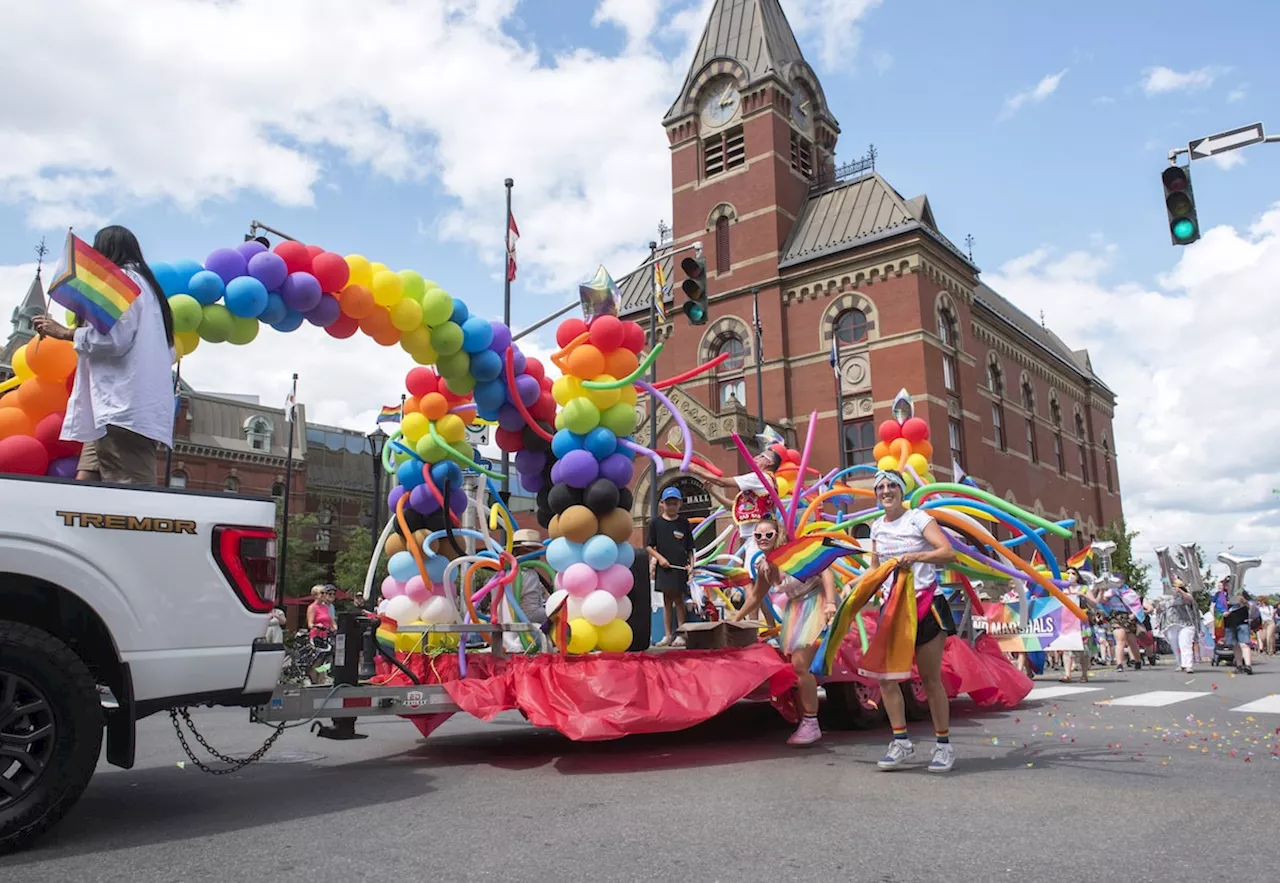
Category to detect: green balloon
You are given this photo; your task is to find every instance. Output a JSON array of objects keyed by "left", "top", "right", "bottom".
[
  {"left": 198, "top": 304, "right": 234, "bottom": 343},
  {"left": 228, "top": 315, "right": 259, "bottom": 346},
  {"left": 599, "top": 401, "right": 638, "bottom": 436},
  {"left": 398, "top": 270, "right": 426, "bottom": 304},
  {"left": 436, "top": 350, "right": 470, "bottom": 378},
  {"left": 169, "top": 294, "right": 203, "bottom": 333},
  {"left": 562, "top": 398, "right": 601, "bottom": 435},
  {"left": 444, "top": 373, "right": 476, "bottom": 396},
  {"left": 421, "top": 287, "right": 453, "bottom": 326},
  {"left": 415, "top": 433, "right": 447, "bottom": 464},
  {"left": 430, "top": 321, "right": 464, "bottom": 355}
]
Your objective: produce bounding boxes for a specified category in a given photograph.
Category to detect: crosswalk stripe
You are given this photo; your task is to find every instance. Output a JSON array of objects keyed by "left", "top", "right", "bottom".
[
  {"left": 1095, "top": 690, "right": 1211, "bottom": 708},
  {"left": 1229, "top": 695, "right": 1280, "bottom": 715},
  {"left": 1026, "top": 686, "right": 1103, "bottom": 700}
]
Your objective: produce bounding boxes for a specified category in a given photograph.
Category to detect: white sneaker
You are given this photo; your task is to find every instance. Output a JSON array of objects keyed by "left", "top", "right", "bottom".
[
  {"left": 671, "top": 635, "right": 687, "bottom": 647},
  {"left": 877, "top": 738, "right": 915, "bottom": 770},
  {"left": 929, "top": 742, "right": 955, "bottom": 773},
  {"left": 654, "top": 636, "right": 672, "bottom": 648}
]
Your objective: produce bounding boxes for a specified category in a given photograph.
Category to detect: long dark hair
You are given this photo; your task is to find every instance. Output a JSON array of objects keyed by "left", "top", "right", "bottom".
[{"left": 93, "top": 225, "right": 175, "bottom": 346}]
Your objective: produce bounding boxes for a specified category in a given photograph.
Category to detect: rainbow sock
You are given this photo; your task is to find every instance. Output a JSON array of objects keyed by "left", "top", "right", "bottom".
[
  {"left": 935, "top": 729, "right": 950, "bottom": 744},
  {"left": 893, "top": 726, "right": 910, "bottom": 742}
]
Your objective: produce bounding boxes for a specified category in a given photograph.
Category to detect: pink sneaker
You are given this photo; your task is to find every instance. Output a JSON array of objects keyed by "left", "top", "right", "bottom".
[{"left": 787, "top": 716, "right": 821, "bottom": 746}]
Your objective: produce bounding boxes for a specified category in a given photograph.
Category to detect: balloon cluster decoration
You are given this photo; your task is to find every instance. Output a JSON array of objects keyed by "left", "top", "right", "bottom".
[
  {"left": 872, "top": 390, "right": 937, "bottom": 492},
  {"left": 377, "top": 531, "right": 461, "bottom": 653},
  {"left": 0, "top": 338, "right": 81, "bottom": 477},
  {"left": 392, "top": 367, "right": 474, "bottom": 521},
  {"left": 540, "top": 314, "right": 646, "bottom": 655}
]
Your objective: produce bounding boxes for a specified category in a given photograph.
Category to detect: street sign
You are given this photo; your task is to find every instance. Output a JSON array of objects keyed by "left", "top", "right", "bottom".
[
  {"left": 1189, "top": 122, "right": 1265, "bottom": 159},
  {"left": 465, "top": 422, "right": 490, "bottom": 447}
]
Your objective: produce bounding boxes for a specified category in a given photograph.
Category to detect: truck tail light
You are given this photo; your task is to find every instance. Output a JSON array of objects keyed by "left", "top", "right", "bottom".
[{"left": 213, "top": 526, "right": 278, "bottom": 613}]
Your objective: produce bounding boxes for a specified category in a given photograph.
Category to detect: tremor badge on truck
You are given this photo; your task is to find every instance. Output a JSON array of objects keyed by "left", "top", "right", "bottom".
[{"left": 55, "top": 511, "right": 197, "bottom": 534}]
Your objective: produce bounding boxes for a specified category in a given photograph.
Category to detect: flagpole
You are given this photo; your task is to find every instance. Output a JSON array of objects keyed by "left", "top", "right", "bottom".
[
  {"left": 647, "top": 240, "right": 660, "bottom": 533},
  {"left": 501, "top": 177, "right": 514, "bottom": 503},
  {"left": 278, "top": 373, "right": 298, "bottom": 598},
  {"left": 752, "top": 286, "right": 764, "bottom": 433},
  {"left": 831, "top": 341, "right": 848, "bottom": 475}
]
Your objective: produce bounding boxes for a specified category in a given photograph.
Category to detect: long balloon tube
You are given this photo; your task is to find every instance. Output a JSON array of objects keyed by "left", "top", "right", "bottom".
[
  {"left": 363, "top": 515, "right": 399, "bottom": 602},
  {"left": 421, "top": 466, "right": 463, "bottom": 531},
  {"left": 619, "top": 437, "right": 664, "bottom": 477},
  {"left": 951, "top": 540, "right": 1040, "bottom": 583},
  {"left": 488, "top": 501, "right": 515, "bottom": 555},
  {"left": 829, "top": 464, "right": 879, "bottom": 485},
  {"left": 784, "top": 410, "right": 819, "bottom": 534},
  {"left": 394, "top": 494, "right": 435, "bottom": 602},
  {"left": 472, "top": 477, "right": 498, "bottom": 556},
  {"left": 504, "top": 347, "right": 554, "bottom": 442},
  {"left": 656, "top": 449, "right": 723, "bottom": 476},
  {"left": 829, "top": 508, "right": 884, "bottom": 531},
  {"left": 429, "top": 422, "right": 504, "bottom": 479},
  {"left": 1001, "top": 519, "right": 1076, "bottom": 550},
  {"left": 910, "top": 483, "right": 1070, "bottom": 538},
  {"left": 486, "top": 477, "right": 517, "bottom": 527},
  {"left": 729, "top": 432, "right": 787, "bottom": 523},
  {"left": 650, "top": 352, "right": 729, "bottom": 390},
  {"left": 583, "top": 344, "right": 663, "bottom": 390},
  {"left": 550, "top": 331, "right": 590, "bottom": 372},
  {"left": 692, "top": 507, "right": 728, "bottom": 537},
  {"left": 384, "top": 432, "right": 410, "bottom": 472},
  {"left": 797, "top": 486, "right": 876, "bottom": 534},
  {"left": 920, "top": 498, "right": 1062, "bottom": 580},
  {"left": 635, "top": 380, "right": 693, "bottom": 472}
]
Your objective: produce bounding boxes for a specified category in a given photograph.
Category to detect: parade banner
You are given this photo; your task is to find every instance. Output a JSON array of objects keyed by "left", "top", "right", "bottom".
[{"left": 972, "top": 596, "right": 1082, "bottom": 652}]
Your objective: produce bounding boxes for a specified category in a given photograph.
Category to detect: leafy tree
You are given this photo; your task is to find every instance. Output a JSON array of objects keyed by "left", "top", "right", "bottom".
[
  {"left": 275, "top": 504, "right": 325, "bottom": 601},
  {"left": 333, "top": 527, "right": 386, "bottom": 607},
  {"left": 1097, "top": 518, "right": 1151, "bottom": 598}
]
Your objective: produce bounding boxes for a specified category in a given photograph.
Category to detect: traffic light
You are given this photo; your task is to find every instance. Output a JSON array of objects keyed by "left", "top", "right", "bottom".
[
  {"left": 680, "top": 252, "right": 708, "bottom": 325},
  {"left": 1162, "top": 165, "right": 1200, "bottom": 246}
]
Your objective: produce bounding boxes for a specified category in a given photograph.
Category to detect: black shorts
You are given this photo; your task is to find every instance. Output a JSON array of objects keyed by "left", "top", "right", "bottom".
[
  {"left": 916, "top": 594, "right": 956, "bottom": 647},
  {"left": 655, "top": 566, "right": 688, "bottom": 598}
]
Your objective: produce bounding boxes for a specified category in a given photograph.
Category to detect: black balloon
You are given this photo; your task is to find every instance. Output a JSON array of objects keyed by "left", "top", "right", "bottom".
[
  {"left": 547, "top": 481, "right": 583, "bottom": 515},
  {"left": 583, "top": 478, "right": 620, "bottom": 515},
  {"left": 617, "top": 487, "right": 634, "bottom": 512},
  {"left": 536, "top": 507, "right": 553, "bottom": 529},
  {"left": 523, "top": 422, "right": 554, "bottom": 453},
  {"left": 399, "top": 508, "right": 428, "bottom": 536},
  {"left": 536, "top": 486, "right": 551, "bottom": 510}
]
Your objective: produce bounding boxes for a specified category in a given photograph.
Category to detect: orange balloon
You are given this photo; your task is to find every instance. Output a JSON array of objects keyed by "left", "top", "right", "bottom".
[
  {"left": 403, "top": 395, "right": 421, "bottom": 415},
  {"left": 912, "top": 439, "right": 934, "bottom": 461},
  {"left": 16, "top": 376, "right": 69, "bottom": 419},
  {"left": 359, "top": 306, "right": 394, "bottom": 335},
  {"left": 872, "top": 441, "right": 890, "bottom": 462},
  {"left": 370, "top": 325, "right": 400, "bottom": 347},
  {"left": 421, "top": 392, "right": 448, "bottom": 420},
  {"left": 566, "top": 343, "right": 605, "bottom": 379},
  {"left": 25, "top": 338, "right": 77, "bottom": 382},
  {"left": 603, "top": 347, "right": 639, "bottom": 379},
  {"left": 889, "top": 438, "right": 912, "bottom": 469},
  {"left": 0, "top": 407, "right": 32, "bottom": 440},
  {"left": 340, "top": 284, "right": 376, "bottom": 319}
]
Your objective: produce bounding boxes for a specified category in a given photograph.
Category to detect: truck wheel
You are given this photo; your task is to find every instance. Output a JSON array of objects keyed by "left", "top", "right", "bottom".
[
  {"left": 0, "top": 621, "right": 104, "bottom": 855},
  {"left": 821, "top": 681, "right": 884, "bottom": 730},
  {"left": 903, "top": 679, "right": 931, "bottom": 722}
]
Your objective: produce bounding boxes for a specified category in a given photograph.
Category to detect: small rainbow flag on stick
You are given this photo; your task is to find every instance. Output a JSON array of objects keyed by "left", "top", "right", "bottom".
[
  {"left": 766, "top": 534, "right": 864, "bottom": 583},
  {"left": 376, "top": 404, "right": 403, "bottom": 425},
  {"left": 1066, "top": 543, "right": 1093, "bottom": 570},
  {"left": 48, "top": 232, "right": 141, "bottom": 334}
]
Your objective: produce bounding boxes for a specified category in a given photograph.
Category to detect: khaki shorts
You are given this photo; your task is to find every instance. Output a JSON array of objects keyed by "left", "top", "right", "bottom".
[{"left": 77, "top": 425, "right": 160, "bottom": 485}]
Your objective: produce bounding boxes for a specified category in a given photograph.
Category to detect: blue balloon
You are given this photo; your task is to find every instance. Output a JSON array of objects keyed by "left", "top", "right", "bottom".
[
  {"left": 171, "top": 259, "right": 204, "bottom": 292},
  {"left": 188, "top": 270, "right": 225, "bottom": 306},
  {"left": 271, "top": 310, "right": 305, "bottom": 333},
  {"left": 258, "top": 292, "right": 288, "bottom": 326},
  {"left": 476, "top": 406, "right": 500, "bottom": 423},
  {"left": 584, "top": 426, "right": 618, "bottom": 459},
  {"left": 397, "top": 459, "right": 425, "bottom": 490},
  {"left": 545, "top": 538, "right": 584, "bottom": 572},
  {"left": 450, "top": 298, "right": 469, "bottom": 325},
  {"left": 474, "top": 378, "right": 507, "bottom": 412},
  {"left": 582, "top": 535, "right": 619, "bottom": 570},
  {"left": 616, "top": 437, "right": 637, "bottom": 460},
  {"left": 430, "top": 460, "right": 463, "bottom": 489},
  {"left": 551, "top": 430, "right": 585, "bottom": 459},
  {"left": 469, "top": 349, "right": 503, "bottom": 382},
  {"left": 224, "top": 276, "right": 269, "bottom": 318},
  {"left": 616, "top": 542, "right": 635, "bottom": 568},
  {"left": 425, "top": 554, "right": 448, "bottom": 583},
  {"left": 152, "top": 261, "right": 183, "bottom": 297},
  {"left": 460, "top": 315, "right": 494, "bottom": 353},
  {"left": 388, "top": 551, "right": 418, "bottom": 583}
]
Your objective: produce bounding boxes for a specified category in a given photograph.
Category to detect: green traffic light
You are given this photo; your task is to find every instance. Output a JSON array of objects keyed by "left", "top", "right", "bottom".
[
  {"left": 684, "top": 302, "right": 707, "bottom": 324},
  {"left": 1172, "top": 218, "right": 1197, "bottom": 242}
]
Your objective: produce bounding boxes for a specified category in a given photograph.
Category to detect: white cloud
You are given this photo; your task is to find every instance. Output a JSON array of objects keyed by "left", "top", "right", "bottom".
[
  {"left": 1141, "top": 65, "right": 1225, "bottom": 95},
  {"left": 593, "top": 0, "right": 661, "bottom": 48},
  {"left": 1208, "top": 152, "right": 1247, "bottom": 171},
  {"left": 781, "top": 0, "right": 884, "bottom": 71},
  {"left": 999, "top": 69, "right": 1067, "bottom": 120},
  {"left": 1227, "top": 83, "right": 1248, "bottom": 103},
  {"left": 985, "top": 205, "right": 1280, "bottom": 593}
]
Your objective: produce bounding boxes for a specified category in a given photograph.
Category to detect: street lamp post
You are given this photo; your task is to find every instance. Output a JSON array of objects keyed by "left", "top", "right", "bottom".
[
  {"left": 361, "top": 426, "right": 388, "bottom": 681},
  {"left": 751, "top": 286, "right": 764, "bottom": 433}
]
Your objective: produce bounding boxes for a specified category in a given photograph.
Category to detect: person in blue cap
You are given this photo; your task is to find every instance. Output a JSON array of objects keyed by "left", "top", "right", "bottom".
[{"left": 647, "top": 485, "right": 696, "bottom": 647}]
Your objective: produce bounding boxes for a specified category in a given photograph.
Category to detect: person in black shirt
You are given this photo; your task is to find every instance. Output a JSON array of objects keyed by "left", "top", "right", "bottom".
[
  {"left": 1223, "top": 590, "right": 1254, "bottom": 674},
  {"left": 647, "top": 486, "right": 696, "bottom": 647}
]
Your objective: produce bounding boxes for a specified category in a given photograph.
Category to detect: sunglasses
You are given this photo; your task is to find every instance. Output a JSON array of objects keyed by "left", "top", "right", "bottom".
[{"left": 754, "top": 530, "right": 777, "bottom": 542}]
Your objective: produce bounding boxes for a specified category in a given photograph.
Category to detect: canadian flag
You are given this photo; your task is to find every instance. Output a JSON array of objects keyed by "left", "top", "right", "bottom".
[{"left": 506, "top": 214, "right": 519, "bottom": 282}]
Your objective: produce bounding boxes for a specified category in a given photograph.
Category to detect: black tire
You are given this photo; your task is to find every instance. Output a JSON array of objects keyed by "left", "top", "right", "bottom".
[
  {"left": 821, "top": 681, "right": 885, "bottom": 730},
  {"left": 902, "top": 679, "right": 931, "bottom": 722},
  {"left": 0, "top": 621, "right": 104, "bottom": 855}
]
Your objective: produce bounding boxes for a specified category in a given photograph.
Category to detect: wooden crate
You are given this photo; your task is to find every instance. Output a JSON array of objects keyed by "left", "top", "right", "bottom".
[{"left": 678, "top": 620, "right": 762, "bottom": 650}]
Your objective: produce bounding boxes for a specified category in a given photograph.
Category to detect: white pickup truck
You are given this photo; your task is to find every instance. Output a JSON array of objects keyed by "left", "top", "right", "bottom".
[{"left": 0, "top": 475, "right": 286, "bottom": 853}]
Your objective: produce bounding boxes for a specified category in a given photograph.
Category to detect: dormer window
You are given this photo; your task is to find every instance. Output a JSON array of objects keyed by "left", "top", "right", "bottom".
[{"left": 245, "top": 416, "right": 273, "bottom": 452}]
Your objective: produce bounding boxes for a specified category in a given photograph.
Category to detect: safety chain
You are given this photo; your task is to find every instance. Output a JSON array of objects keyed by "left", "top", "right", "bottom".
[{"left": 168, "top": 707, "right": 287, "bottom": 775}]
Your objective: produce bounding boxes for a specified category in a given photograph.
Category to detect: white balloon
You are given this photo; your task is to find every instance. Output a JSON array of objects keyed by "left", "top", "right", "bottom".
[
  {"left": 581, "top": 590, "right": 619, "bottom": 627},
  {"left": 615, "top": 595, "right": 633, "bottom": 622},
  {"left": 384, "top": 595, "right": 421, "bottom": 625},
  {"left": 566, "top": 596, "right": 584, "bottom": 621},
  {"left": 544, "top": 588, "right": 569, "bottom": 620},
  {"left": 421, "top": 595, "right": 458, "bottom": 625}
]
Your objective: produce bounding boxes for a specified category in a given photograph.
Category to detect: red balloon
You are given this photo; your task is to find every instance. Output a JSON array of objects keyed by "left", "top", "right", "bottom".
[
  {"left": 34, "top": 412, "right": 80, "bottom": 460},
  {"left": 878, "top": 419, "right": 903, "bottom": 445},
  {"left": 0, "top": 435, "right": 50, "bottom": 476},
  {"left": 304, "top": 244, "right": 325, "bottom": 259},
  {"left": 556, "top": 318, "right": 587, "bottom": 348},
  {"left": 311, "top": 252, "right": 351, "bottom": 293},
  {"left": 405, "top": 367, "right": 440, "bottom": 398},
  {"left": 530, "top": 391, "right": 556, "bottom": 422},
  {"left": 538, "top": 375, "right": 553, "bottom": 392},
  {"left": 494, "top": 427, "right": 523, "bottom": 453},
  {"left": 620, "top": 320, "right": 646, "bottom": 353},
  {"left": 274, "top": 241, "right": 313, "bottom": 275},
  {"left": 901, "top": 416, "right": 930, "bottom": 444},
  {"left": 587, "top": 314, "right": 624, "bottom": 352},
  {"left": 324, "top": 313, "right": 359, "bottom": 339},
  {"left": 524, "top": 357, "right": 545, "bottom": 382}
]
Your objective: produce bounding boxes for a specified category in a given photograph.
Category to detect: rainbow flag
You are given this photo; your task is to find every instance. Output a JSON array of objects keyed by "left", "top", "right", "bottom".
[
  {"left": 766, "top": 535, "right": 864, "bottom": 583},
  {"left": 1066, "top": 543, "right": 1093, "bottom": 570},
  {"left": 693, "top": 564, "right": 753, "bottom": 588},
  {"left": 48, "top": 233, "right": 141, "bottom": 334},
  {"left": 376, "top": 404, "right": 403, "bottom": 424}
]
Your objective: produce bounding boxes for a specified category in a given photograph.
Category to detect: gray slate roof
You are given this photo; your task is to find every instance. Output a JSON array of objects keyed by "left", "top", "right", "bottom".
[
  {"left": 181, "top": 389, "right": 307, "bottom": 460},
  {"left": 617, "top": 247, "right": 674, "bottom": 319}
]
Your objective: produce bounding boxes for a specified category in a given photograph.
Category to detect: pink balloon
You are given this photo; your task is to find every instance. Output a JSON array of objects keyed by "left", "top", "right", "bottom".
[
  {"left": 429, "top": 581, "right": 447, "bottom": 597},
  {"left": 382, "top": 576, "right": 405, "bottom": 599},
  {"left": 561, "top": 562, "right": 599, "bottom": 597},
  {"left": 404, "top": 575, "right": 430, "bottom": 604},
  {"left": 598, "top": 564, "right": 633, "bottom": 598}
]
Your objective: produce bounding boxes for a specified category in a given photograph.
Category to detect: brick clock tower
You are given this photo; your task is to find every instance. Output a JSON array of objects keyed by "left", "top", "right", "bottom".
[{"left": 618, "top": 0, "right": 1123, "bottom": 551}]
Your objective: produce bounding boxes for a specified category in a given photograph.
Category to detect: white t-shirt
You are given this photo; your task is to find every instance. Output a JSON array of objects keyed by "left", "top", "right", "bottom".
[{"left": 870, "top": 509, "right": 941, "bottom": 594}]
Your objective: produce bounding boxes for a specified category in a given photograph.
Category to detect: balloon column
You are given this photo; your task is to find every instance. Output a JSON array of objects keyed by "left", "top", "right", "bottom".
[
  {"left": 0, "top": 338, "right": 81, "bottom": 476},
  {"left": 871, "top": 390, "right": 936, "bottom": 492}
]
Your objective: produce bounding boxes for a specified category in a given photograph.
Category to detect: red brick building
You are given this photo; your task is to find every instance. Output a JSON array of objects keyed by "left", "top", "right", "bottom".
[{"left": 615, "top": 0, "right": 1122, "bottom": 557}]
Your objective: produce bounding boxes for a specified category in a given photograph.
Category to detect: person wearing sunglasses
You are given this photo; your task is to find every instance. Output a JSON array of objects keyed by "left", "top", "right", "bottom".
[
  {"left": 727, "top": 516, "right": 838, "bottom": 746},
  {"left": 691, "top": 444, "right": 782, "bottom": 575},
  {"left": 867, "top": 470, "right": 958, "bottom": 772}
]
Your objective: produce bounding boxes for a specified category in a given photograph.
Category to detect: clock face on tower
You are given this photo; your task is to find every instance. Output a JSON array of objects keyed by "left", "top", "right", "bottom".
[
  {"left": 699, "top": 78, "right": 741, "bottom": 129},
  {"left": 791, "top": 84, "right": 813, "bottom": 131}
]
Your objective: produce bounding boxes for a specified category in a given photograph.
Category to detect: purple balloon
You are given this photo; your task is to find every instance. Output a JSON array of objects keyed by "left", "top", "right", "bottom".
[
  {"left": 511, "top": 349, "right": 527, "bottom": 375},
  {"left": 236, "top": 240, "right": 268, "bottom": 262},
  {"left": 46, "top": 456, "right": 78, "bottom": 479},
  {"left": 280, "top": 271, "right": 322, "bottom": 313},
  {"left": 599, "top": 452, "right": 635, "bottom": 487},
  {"left": 514, "top": 449, "right": 546, "bottom": 474},
  {"left": 515, "top": 374, "right": 540, "bottom": 407},
  {"left": 521, "top": 470, "right": 546, "bottom": 494},
  {"left": 497, "top": 404, "right": 525, "bottom": 432},
  {"left": 409, "top": 483, "right": 441, "bottom": 514},
  {"left": 248, "top": 251, "right": 289, "bottom": 291},
  {"left": 387, "top": 485, "right": 407, "bottom": 512},
  {"left": 448, "top": 488, "right": 468, "bottom": 516},
  {"left": 559, "top": 449, "right": 600, "bottom": 489},
  {"left": 488, "top": 321, "right": 512, "bottom": 354},
  {"left": 304, "top": 293, "right": 341, "bottom": 327},
  {"left": 205, "top": 247, "right": 249, "bottom": 285}
]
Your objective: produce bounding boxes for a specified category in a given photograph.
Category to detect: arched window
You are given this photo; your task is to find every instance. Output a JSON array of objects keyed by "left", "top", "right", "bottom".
[
  {"left": 937, "top": 307, "right": 959, "bottom": 393},
  {"left": 715, "top": 216, "right": 731, "bottom": 274},
  {"left": 1021, "top": 381, "right": 1037, "bottom": 464},
  {"left": 1050, "top": 398, "right": 1065, "bottom": 474},
  {"left": 713, "top": 334, "right": 746, "bottom": 409},
  {"left": 271, "top": 481, "right": 285, "bottom": 498},
  {"left": 1102, "top": 437, "right": 1114, "bottom": 493},
  {"left": 245, "top": 415, "right": 273, "bottom": 453},
  {"left": 1075, "top": 413, "right": 1089, "bottom": 483},
  {"left": 170, "top": 470, "right": 188, "bottom": 489},
  {"left": 988, "top": 361, "right": 1006, "bottom": 452},
  {"left": 834, "top": 308, "right": 868, "bottom": 346}
]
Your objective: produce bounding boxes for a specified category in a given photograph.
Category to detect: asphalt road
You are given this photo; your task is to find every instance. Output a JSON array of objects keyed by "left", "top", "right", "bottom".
[{"left": 5, "top": 657, "right": 1279, "bottom": 883}]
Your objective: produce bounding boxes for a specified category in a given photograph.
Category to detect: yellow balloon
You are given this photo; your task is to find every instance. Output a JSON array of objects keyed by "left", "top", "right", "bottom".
[
  {"left": 906, "top": 453, "right": 929, "bottom": 476},
  {"left": 401, "top": 412, "right": 430, "bottom": 444},
  {"left": 552, "top": 375, "right": 583, "bottom": 406},
  {"left": 437, "top": 413, "right": 466, "bottom": 444},
  {"left": 618, "top": 384, "right": 638, "bottom": 407},
  {"left": 11, "top": 345, "right": 33, "bottom": 381},
  {"left": 174, "top": 331, "right": 200, "bottom": 358},
  {"left": 427, "top": 632, "right": 459, "bottom": 651},
  {"left": 371, "top": 270, "right": 403, "bottom": 307},
  {"left": 594, "top": 618, "right": 632, "bottom": 653},
  {"left": 389, "top": 298, "right": 423, "bottom": 332},
  {"left": 394, "top": 630, "right": 423, "bottom": 654},
  {"left": 876, "top": 455, "right": 898, "bottom": 472},
  {"left": 370, "top": 261, "right": 389, "bottom": 276},
  {"left": 345, "top": 254, "right": 373, "bottom": 289},
  {"left": 566, "top": 618, "right": 598, "bottom": 654},
  {"left": 585, "top": 375, "right": 621, "bottom": 410}
]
